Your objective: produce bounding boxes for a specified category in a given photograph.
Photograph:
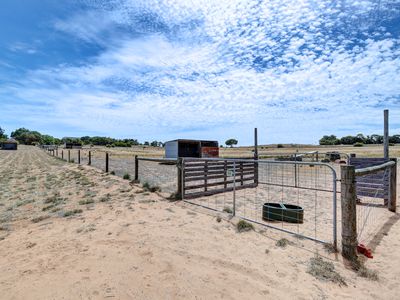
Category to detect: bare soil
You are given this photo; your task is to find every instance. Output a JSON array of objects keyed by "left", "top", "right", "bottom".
[{"left": 1, "top": 146, "right": 400, "bottom": 299}]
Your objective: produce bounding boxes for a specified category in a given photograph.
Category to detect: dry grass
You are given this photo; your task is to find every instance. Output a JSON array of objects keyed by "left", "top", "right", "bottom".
[
  {"left": 236, "top": 220, "right": 254, "bottom": 232},
  {"left": 307, "top": 255, "right": 347, "bottom": 286}
]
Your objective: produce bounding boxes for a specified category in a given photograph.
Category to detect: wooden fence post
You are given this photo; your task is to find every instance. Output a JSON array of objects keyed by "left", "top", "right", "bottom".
[
  {"left": 105, "top": 152, "right": 109, "bottom": 172},
  {"left": 68, "top": 150, "right": 70, "bottom": 163},
  {"left": 134, "top": 155, "right": 139, "bottom": 181},
  {"left": 389, "top": 159, "right": 397, "bottom": 212},
  {"left": 62, "top": 150, "right": 64, "bottom": 160},
  {"left": 78, "top": 150, "right": 81, "bottom": 164},
  {"left": 341, "top": 165, "right": 358, "bottom": 261},
  {"left": 177, "top": 158, "right": 183, "bottom": 200},
  {"left": 88, "top": 151, "right": 91, "bottom": 166}
]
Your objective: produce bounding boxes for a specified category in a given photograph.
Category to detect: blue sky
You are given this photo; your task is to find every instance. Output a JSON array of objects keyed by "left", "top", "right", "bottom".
[{"left": 0, "top": 0, "right": 399, "bottom": 145}]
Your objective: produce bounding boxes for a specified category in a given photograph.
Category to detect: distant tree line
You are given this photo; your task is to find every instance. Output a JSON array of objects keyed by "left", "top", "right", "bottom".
[
  {"left": 319, "top": 134, "right": 400, "bottom": 145},
  {"left": 2, "top": 127, "right": 164, "bottom": 147}
]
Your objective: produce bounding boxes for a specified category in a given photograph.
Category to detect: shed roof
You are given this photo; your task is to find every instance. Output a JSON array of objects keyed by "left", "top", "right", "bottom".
[
  {"left": 3, "top": 138, "right": 18, "bottom": 144},
  {"left": 165, "top": 139, "right": 218, "bottom": 144}
]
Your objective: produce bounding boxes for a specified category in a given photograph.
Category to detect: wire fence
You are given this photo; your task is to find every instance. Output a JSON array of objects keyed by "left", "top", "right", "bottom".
[
  {"left": 137, "top": 158, "right": 178, "bottom": 195},
  {"left": 355, "top": 161, "right": 397, "bottom": 247},
  {"left": 182, "top": 158, "right": 338, "bottom": 247},
  {"left": 48, "top": 148, "right": 179, "bottom": 196}
]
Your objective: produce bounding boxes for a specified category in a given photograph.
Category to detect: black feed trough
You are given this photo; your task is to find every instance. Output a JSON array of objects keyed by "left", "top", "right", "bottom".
[{"left": 262, "top": 203, "right": 304, "bottom": 224}]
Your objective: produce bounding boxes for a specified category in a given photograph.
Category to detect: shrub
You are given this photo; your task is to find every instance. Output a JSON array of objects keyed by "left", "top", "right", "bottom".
[
  {"left": 110, "top": 171, "right": 115, "bottom": 175},
  {"left": 276, "top": 238, "right": 290, "bottom": 248},
  {"left": 100, "top": 194, "right": 111, "bottom": 202},
  {"left": 357, "top": 265, "right": 378, "bottom": 281},
  {"left": 237, "top": 220, "right": 254, "bottom": 232},
  {"left": 79, "top": 199, "right": 94, "bottom": 205},
  {"left": 31, "top": 215, "right": 50, "bottom": 223},
  {"left": 167, "top": 192, "right": 181, "bottom": 201},
  {"left": 223, "top": 206, "right": 233, "bottom": 214},
  {"left": 142, "top": 182, "right": 160, "bottom": 192},
  {"left": 63, "top": 209, "right": 83, "bottom": 217},
  {"left": 353, "top": 142, "right": 364, "bottom": 147},
  {"left": 123, "top": 173, "right": 131, "bottom": 180},
  {"left": 277, "top": 144, "right": 284, "bottom": 148}
]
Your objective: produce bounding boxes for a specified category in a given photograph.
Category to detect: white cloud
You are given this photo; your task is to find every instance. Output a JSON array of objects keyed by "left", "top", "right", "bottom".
[{"left": 3, "top": 0, "right": 400, "bottom": 144}]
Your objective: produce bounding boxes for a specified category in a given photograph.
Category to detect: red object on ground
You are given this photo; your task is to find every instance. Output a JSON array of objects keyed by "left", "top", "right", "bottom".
[{"left": 357, "top": 244, "right": 373, "bottom": 258}]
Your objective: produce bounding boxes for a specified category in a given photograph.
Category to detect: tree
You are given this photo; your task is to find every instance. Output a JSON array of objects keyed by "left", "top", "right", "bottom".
[
  {"left": 0, "top": 127, "right": 7, "bottom": 141},
  {"left": 389, "top": 135, "right": 400, "bottom": 144},
  {"left": 319, "top": 135, "right": 339, "bottom": 145},
  {"left": 225, "top": 139, "right": 238, "bottom": 147},
  {"left": 11, "top": 128, "right": 42, "bottom": 145},
  {"left": 41, "top": 135, "right": 55, "bottom": 145},
  {"left": 355, "top": 133, "right": 366, "bottom": 144},
  {"left": 340, "top": 135, "right": 356, "bottom": 145}
]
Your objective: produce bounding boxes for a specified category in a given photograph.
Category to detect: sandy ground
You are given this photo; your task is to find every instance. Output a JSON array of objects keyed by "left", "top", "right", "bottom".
[{"left": 1, "top": 146, "right": 400, "bottom": 299}]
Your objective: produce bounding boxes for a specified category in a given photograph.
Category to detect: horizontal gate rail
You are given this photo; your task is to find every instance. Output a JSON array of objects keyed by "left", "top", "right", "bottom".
[{"left": 182, "top": 158, "right": 258, "bottom": 199}]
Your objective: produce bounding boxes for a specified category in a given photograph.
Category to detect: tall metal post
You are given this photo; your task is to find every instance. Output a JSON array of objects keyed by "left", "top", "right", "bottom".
[
  {"left": 254, "top": 128, "right": 259, "bottom": 185},
  {"left": 254, "top": 128, "right": 258, "bottom": 159},
  {"left": 105, "top": 152, "right": 109, "bottom": 172},
  {"left": 78, "top": 150, "right": 81, "bottom": 164},
  {"left": 88, "top": 151, "right": 91, "bottom": 165},
  {"left": 384, "top": 109, "right": 389, "bottom": 160}
]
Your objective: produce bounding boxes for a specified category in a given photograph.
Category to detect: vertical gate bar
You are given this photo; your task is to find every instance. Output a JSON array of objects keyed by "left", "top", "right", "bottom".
[
  {"left": 240, "top": 162, "right": 243, "bottom": 186},
  {"left": 233, "top": 161, "right": 236, "bottom": 216},
  {"left": 294, "top": 154, "right": 298, "bottom": 187},
  {"left": 181, "top": 158, "right": 185, "bottom": 200},
  {"left": 204, "top": 160, "right": 208, "bottom": 192},
  {"left": 224, "top": 161, "right": 227, "bottom": 189},
  {"left": 332, "top": 168, "right": 338, "bottom": 250}
]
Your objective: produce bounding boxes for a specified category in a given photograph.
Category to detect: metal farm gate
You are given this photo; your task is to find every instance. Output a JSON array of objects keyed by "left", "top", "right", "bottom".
[{"left": 182, "top": 158, "right": 338, "bottom": 247}]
